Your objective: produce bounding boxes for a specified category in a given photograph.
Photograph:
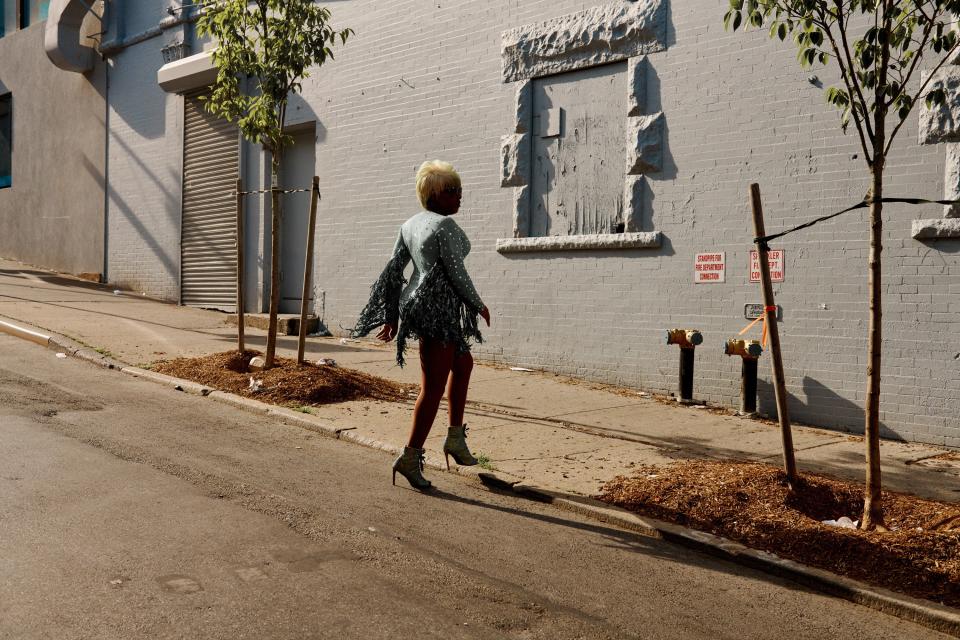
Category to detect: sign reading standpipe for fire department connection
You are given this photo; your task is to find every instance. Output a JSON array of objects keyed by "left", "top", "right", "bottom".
[{"left": 694, "top": 252, "right": 726, "bottom": 283}]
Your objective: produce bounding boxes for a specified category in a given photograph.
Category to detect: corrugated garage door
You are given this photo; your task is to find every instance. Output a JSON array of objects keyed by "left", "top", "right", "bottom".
[{"left": 180, "top": 89, "right": 239, "bottom": 310}]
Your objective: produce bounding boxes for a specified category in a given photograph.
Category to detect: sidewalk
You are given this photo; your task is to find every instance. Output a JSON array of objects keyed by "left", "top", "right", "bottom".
[{"left": 1, "top": 258, "right": 957, "bottom": 504}]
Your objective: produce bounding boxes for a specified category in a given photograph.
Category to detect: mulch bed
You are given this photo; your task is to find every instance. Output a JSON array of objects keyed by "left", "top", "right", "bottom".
[
  {"left": 154, "top": 350, "right": 415, "bottom": 406},
  {"left": 598, "top": 460, "right": 960, "bottom": 607}
]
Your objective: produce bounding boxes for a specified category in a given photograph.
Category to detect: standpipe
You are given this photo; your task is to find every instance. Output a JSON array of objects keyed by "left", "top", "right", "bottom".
[
  {"left": 666, "top": 329, "right": 703, "bottom": 404},
  {"left": 724, "top": 338, "right": 763, "bottom": 416}
]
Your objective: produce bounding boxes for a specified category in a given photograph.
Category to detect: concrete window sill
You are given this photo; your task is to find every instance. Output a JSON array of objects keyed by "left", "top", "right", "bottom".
[
  {"left": 912, "top": 218, "right": 960, "bottom": 240},
  {"left": 496, "top": 232, "right": 662, "bottom": 253}
]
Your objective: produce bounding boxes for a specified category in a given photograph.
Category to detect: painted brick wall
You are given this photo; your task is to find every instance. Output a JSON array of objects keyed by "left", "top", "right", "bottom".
[
  {"left": 303, "top": 0, "right": 959, "bottom": 447},
  {"left": 102, "top": 1, "right": 960, "bottom": 447},
  {"left": 106, "top": 24, "right": 184, "bottom": 301}
]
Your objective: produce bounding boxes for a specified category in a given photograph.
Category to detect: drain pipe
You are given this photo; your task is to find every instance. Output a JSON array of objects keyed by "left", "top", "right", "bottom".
[
  {"left": 724, "top": 338, "right": 763, "bottom": 416},
  {"left": 666, "top": 329, "right": 703, "bottom": 404}
]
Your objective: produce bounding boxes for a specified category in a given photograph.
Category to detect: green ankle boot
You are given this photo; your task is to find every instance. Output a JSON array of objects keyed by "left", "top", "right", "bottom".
[
  {"left": 392, "top": 446, "right": 432, "bottom": 490},
  {"left": 443, "top": 425, "right": 479, "bottom": 469}
]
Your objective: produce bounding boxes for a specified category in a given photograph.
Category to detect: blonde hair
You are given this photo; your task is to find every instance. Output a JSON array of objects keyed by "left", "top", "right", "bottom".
[{"left": 415, "top": 160, "right": 461, "bottom": 210}]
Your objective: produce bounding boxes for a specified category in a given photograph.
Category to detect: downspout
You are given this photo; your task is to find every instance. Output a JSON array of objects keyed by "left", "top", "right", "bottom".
[
  {"left": 102, "top": 42, "right": 110, "bottom": 282},
  {"left": 102, "top": 0, "right": 118, "bottom": 282}
]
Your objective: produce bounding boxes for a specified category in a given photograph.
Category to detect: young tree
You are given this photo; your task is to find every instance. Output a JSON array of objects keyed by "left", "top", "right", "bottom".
[
  {"left": 725, "top": 0, "right": 959, "bottom": 529},
  {"left": 197, "top": 0, "right": 352, "bottom": 367}
]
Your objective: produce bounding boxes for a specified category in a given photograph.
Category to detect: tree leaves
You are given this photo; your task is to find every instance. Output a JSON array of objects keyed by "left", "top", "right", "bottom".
[
  {"left": 722, "top": 0, "right": 960, "bottom": 161},
  {"left": 196, "top": 0, "right": 353, "bottom": 159}
]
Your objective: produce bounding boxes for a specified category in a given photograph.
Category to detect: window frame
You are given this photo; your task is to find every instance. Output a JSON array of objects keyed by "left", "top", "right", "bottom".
[{"left": 0, "top": 93, "right": 12, "bottom": 190}]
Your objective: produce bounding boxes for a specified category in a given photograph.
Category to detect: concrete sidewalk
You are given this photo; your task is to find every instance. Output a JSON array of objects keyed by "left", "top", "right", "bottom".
[{"left": 1, "top": 258, "right": 957, "bottom": 503}]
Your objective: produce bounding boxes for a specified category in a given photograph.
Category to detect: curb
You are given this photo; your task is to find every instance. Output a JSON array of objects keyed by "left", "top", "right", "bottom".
[
  {"left": 0, "top": 316, "right": 957, "bottom": 636},
  {"left": 0, "top": 316, "right": 124, "bottom": 370}
]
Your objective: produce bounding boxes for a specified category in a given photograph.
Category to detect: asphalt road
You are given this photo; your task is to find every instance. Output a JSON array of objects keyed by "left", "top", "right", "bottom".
[{"left": 0, "top": 334, "right": 950, "bottom": 640}]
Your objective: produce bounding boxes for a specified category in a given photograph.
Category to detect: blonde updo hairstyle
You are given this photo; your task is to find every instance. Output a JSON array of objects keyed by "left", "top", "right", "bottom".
[{"left": 416, "top": 160, "right": 461, "bottom": 212}]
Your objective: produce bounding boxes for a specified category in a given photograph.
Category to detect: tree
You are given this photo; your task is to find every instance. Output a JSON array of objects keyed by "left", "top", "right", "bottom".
[
  {"left": 725, "top": 0, "right": 959, "bottom": 529},
  {"left": 197, "top": 0, "right": 352, "bottom": 368}
]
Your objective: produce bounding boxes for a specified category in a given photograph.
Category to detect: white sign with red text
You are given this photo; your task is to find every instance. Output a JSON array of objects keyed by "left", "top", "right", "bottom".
[
  {"left": 749, "top": 250, "right": 785, "bottom": 283},
  {"left": 694, "top": 252, "right": 726, "bottom": 283}
]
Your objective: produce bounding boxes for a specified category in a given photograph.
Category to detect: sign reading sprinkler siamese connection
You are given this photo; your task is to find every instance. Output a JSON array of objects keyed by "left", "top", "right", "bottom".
[
  {"left": 749, "top": 249, "right": 785, "bottom": 283},
  {"left": 694, "top": 252, "right": 725, "bottom": 283}
]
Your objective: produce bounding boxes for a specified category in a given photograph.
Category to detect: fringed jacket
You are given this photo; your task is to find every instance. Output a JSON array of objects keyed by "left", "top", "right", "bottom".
[{"left": 352, "top": 211, "right": 484, "bottom": 366}]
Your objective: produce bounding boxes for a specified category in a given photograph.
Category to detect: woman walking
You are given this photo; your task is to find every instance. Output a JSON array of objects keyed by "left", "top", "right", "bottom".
[{"left": 352, "top": 160, "right": 491, "bottom": 490}]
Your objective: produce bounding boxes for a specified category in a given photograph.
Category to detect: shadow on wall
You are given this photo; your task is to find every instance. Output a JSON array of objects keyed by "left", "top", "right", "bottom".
[
  {"left": 757, "top": 376, "right": 904, "bottom": 442},
  {"left": 643, "top": 63, "right": 677, "bottom": 183},
  {"left": 284, "top": 92, "right": 319, "bottom": 131},
  {"left": 109, "top": 42, "right": 169, "bottom": 140},
  {"left": 918, "top": 238, "right": 960, "bottom": 254},
  {"left": 83, "top": 155, "right": 179, "bottom": 284}
]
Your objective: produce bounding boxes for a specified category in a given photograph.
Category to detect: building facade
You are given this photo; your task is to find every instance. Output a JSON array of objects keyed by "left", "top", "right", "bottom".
[
  {"left": 0, "top": 0, "right": 105, "bottom": 278},
  {"left": 39, "top": 0, "right": 960, "bottom": 447}
]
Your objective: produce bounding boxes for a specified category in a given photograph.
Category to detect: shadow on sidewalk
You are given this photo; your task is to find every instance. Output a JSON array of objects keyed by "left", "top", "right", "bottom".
[{"left": 420, "top": 485, "right": 826, "bottom": 598}]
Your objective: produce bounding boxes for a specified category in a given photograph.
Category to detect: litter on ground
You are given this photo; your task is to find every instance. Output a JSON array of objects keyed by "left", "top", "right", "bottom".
[{"left": 821, "top": 516, "right": 859, "bottom": 529}]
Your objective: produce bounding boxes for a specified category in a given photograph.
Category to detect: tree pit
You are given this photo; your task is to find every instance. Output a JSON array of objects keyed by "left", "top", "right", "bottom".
[
  {"left": 154, "top": 350, "right": 415, "bottom": 406},
  {"left": 599, "top": 460, "right": 960, "bottom": 608}
]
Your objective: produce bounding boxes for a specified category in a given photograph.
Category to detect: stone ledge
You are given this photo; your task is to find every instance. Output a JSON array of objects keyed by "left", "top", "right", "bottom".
[
  {"left": 912, "top": 218, "right": 960, "bottom": 239},
  {"left": 501, "top": 0, "right": 667, "bottom": 83},
  {"left": 496, "top": 232, "right": 662, "bottom": 253}
]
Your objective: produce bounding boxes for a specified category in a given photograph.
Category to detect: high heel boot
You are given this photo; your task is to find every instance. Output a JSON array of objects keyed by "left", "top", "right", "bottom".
[
  {"left": 392, "top": 446, "right": 432, "bottom": 490},
  {"left": 443, "top": 424, "right": 479, "bottom": 470}
]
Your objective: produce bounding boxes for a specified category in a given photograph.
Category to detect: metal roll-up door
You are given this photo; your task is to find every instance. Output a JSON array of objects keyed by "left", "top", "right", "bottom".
[{"left": 180, "top": 89, "right": 239, "bottom": 310}]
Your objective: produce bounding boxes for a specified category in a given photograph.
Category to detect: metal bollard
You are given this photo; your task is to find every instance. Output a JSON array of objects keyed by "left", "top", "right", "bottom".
[
  {"left": 666, "top": 329, "right": 703, "bottom": 404},
  {"left": 724, "top": 338, "right": 763, "bottom": 416}
]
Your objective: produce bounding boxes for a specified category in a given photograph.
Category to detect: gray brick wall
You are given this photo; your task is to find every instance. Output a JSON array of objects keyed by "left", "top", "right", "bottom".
[
  {"left": 303, "top": 0, "right": 959, "bottom": 447},
  {"left": 106, "top": 34, "right": 184, "bottom": 301},
  {"left": 105, "top": 0, "right": 960, "bottom": 447}
]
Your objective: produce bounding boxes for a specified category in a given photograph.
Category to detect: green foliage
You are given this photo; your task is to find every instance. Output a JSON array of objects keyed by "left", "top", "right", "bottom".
[
  {"left": 196, "top": 0, "right": 353, "bottom": 157},
  {"left": 476, "top": 453, "right": 496, "bottom": 471},
  {"left": 723, "top": 0, "right": 960, "bottom": 162}
]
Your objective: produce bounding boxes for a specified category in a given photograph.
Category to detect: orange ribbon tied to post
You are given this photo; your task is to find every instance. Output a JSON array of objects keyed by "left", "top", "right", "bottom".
[{"left": 738, "top": 306, "right": 777, "bottom": 348}]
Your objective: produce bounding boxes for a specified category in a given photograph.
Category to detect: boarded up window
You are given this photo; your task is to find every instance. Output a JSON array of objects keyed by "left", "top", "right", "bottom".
[{"left": 529, "top": 62, "right": 627, "bottom": 236}]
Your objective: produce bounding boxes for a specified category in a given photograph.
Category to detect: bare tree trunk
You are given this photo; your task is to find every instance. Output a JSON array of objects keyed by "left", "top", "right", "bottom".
[
  {"left": 863, "top": 158, "right": 885, "bottom": 531},
  {"left": 265, "top": 158, "right": 282, "bottom": 368}
]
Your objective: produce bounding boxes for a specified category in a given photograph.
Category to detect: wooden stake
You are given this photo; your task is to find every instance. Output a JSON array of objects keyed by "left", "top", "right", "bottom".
[
  {"left": 749, "top": 183, "right": 798, "bottom": 484},
  {"left": 297, "top": 177, "right": 320, "bottom": 365},
  {"left": 265, "top": 182, "right": 282, "bottom": 368},
  {"left": 235, "top": 178, "right": 245, "bottom": 354}
]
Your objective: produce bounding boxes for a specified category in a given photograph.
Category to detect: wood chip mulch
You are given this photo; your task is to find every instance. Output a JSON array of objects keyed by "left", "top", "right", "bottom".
[
  {"left": 153, "top": 350, "right": 416, "bottom": 406},
  {"left": 598, "top": 460, "right": 960, "bottom": 608}
]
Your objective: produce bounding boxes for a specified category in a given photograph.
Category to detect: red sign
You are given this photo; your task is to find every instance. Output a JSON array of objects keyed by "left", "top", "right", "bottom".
[
  {"left": 695, "top": 252, "right": 726, "bottom": 283},
  {"left": 750, "top": 250, "right": 785, "bottom": 283}
]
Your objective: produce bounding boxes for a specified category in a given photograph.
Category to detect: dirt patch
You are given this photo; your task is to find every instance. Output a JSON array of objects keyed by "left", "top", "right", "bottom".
[
  {"left": 598, "top": 460, "right": 960, "bottom": 607},
  {"left": 154, "top": 350, "right": 415, "bottom": 406}
]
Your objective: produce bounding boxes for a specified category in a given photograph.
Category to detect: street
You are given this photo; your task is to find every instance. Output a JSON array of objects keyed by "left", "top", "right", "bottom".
[{"left": 0, "top": 334, "right": 949, "bottom": 640}]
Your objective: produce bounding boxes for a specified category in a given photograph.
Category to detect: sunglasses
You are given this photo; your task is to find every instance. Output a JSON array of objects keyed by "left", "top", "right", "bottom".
[{"left": 443, "top": 186, "right": 462, "bottom": 196}]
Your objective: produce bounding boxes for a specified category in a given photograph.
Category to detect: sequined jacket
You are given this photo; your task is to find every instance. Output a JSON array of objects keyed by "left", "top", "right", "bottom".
[{"left": 351, "top": 211, "right": 484, "bottom": 365}]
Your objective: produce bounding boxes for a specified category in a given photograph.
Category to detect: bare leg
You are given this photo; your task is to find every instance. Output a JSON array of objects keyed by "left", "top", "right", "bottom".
[
  {"left": 407, "top": 340, "right": 455, "bottom": 449},
  {"left": 446, "top": 350, "right": 473, "bottom": 426}
]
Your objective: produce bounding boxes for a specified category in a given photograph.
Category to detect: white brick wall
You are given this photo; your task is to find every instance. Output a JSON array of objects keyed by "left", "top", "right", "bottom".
[
  {"left": 302, "top": 0, "right": 959, "bottom": 447},
  {"left": 106, "top": 34, "right": 184, "bottom": 301},
  {"left": 108, "top": 1, "right": 960, "bottom": 447}
]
